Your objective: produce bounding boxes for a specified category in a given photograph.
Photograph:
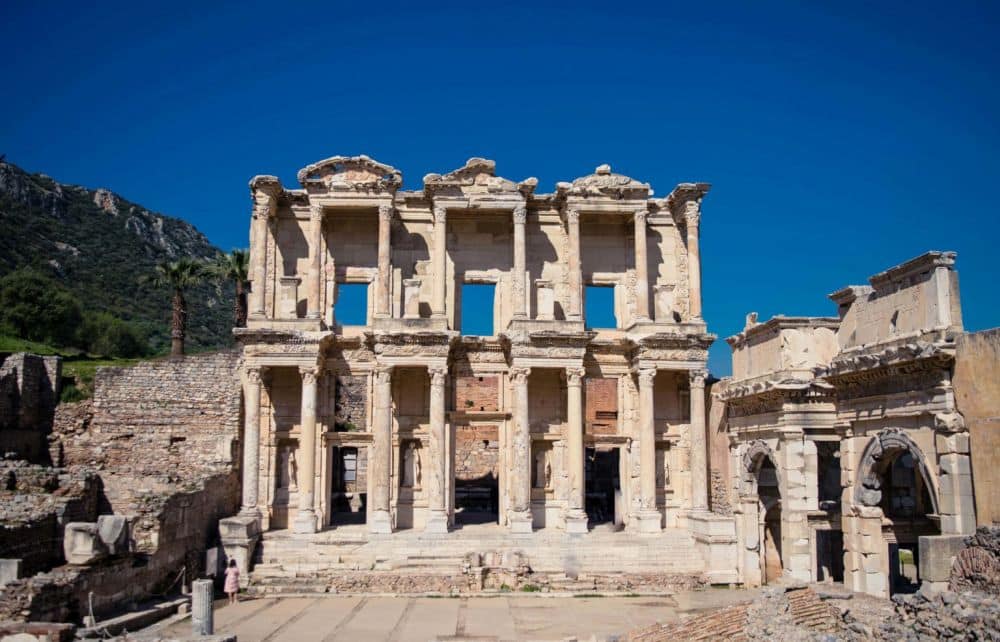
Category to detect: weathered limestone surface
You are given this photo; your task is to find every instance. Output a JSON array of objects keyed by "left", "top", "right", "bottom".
[{"left": 0, "top": 353, "right": 61, "bottom": 462}]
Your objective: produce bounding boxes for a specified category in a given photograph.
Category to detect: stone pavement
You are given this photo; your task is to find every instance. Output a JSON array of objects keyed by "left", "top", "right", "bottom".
[{"left": 150, "top": 589, "right": 759, "bottom": 641}]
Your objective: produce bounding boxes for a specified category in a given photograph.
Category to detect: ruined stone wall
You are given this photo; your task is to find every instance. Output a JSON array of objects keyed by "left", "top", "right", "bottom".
[
  {"left": 0, "top": 353, "right": 62, "bottom": 462},
  {"left": 455, "top": 424, "right": 499, "bottom": 481},
  {"left": 332, "top": 374, "right": 366, "bottom": 431},
  {"left": 954, "top": 328, "right": 1000, "bottom": 526}
]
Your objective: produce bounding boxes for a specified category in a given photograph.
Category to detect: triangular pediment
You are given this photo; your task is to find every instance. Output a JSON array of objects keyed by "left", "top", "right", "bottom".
[
  {"left": 559, "top": 164, "right": 651, "bottom": 200},
  {"left": 423, "top": 158, "right": 537, "bottom": 198},
  {"left": 297, "top": 155, "right": 402, "bottom": 194}
]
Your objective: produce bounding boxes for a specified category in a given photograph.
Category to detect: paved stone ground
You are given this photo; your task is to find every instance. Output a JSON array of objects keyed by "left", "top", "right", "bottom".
[{"left": 150, "top": 588, "right": 759, "bottom": 641}]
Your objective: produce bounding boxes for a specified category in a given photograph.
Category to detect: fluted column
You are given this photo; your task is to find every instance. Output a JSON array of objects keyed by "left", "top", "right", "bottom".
[
  {"left": 565, "top": 367, "right": 588, "bottom": 533},
  {"left": 684, "top": 201, "right": 703, "bottom": 320},
  {"left": 307, "top": 204, "right": 324, "bottom": 319},
  {"left": 689, "top": 369, "right": 709, "bottom": 511},
  {"left": 293, "top": 366, "right": 319, "bottom": 533},
  {"left": 249, "top": 197, "right": 271, "bottom": 318},
  {"left": 512, "top": 206, "right": 527, "bottom": 319},
  {"left": 634, "top": 208, "right": 650, "bottom": 322},
  {"left": 432, "top": 206, "right": 448, "bottom": 320},
  {"left": 566, "top": 208, "right": 582, "bottom": 321},
  {"left": 375, "top": 204, "right": 393, "bottom": 318},
  {"left": 426, "top": 366, "right": 449, "bottom": 533},
  {"left": 370, "top": 365, "right": 394, "bottom": 534},
  {"left": 637, "top": 367, "right": 661, "bottom": 532},
  {"left": 510, "top": 367, "right": 533, "bottom": 533},
  {"left": 240, "top": 367, "right": 262, "bottom": 519}
]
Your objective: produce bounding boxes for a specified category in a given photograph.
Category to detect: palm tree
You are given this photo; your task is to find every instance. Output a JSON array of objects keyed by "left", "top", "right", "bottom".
[
  {"left": 210, "top": 249, "right": 250, "bottom": 328},
  {"left": 140, "top": 258, "right": 207, "bottom": 357}
]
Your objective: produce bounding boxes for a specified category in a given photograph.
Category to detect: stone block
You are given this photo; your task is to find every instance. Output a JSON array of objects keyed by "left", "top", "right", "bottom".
[
  {"left": 865, "top": 570, "right": 887, "bottom": 597},
  {"left": 0, "top": 559, "right": 21, "bottom": 587},
  {"left": 96, "top": 515, "right": 129, "bottom": 555},
  {"left": 940, "top": 455, "right": 971, "bottom": 475},
  {"left": 918, "top": 535, "right": 967, "bottom": 584},
  {"left": 63, "top": 522, "right": 108, "bottom": 565}
]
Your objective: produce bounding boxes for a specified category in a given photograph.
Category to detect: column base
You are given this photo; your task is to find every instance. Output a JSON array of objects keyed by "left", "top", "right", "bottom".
[
  {"left": 370, "top": 510, "right": 393, "bottom": 535},
  {"left": 508, "top": 511, "right": 533, "bottom": 534},
  {"left": 292, "top": 509, "right": 318, "bottom": 534},
  {"left": 636, "top": 510, "right": 662, "bottom": 533},
  {"left": 565, "top": 510, "right": 588, "bottom": 535},
  {"left": 424, "top": 511, "right": 450, "bottom": 535}
]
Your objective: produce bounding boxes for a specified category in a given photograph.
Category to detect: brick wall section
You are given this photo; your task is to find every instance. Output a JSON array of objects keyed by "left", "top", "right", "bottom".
[
  {"left": 585, "top": 377, "right": 617, "bottom": 435},
  {"left": 455, "top": 425, "right": 499, "bottom": 480},
  {"left": 454, "top": 375, "right": 499, "bottom": 412}
]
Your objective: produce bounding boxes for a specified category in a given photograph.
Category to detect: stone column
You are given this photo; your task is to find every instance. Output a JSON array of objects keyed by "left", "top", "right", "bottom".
[
  {"left": 240, "top": 367, "right": 262, "bottom": 519},
  {"left": 634, "top": 208, "right": 650, "bottom": 322},
  {"left": 375, "top": 204, "right": 393, "bottom": 318},
  {"left": 512, "top": 206, "right": 527, "bottom": 319},
  {"left": 432, "top": 206, "right": 448, "bottom": 320},
  {"left": 566, "top": 208, "right": 582, "bottom": 321},
  {"left": 689, "top": 369, "right": 708, "bottom": 511},
  {"left": 510, "top": 367, "right": 533, "bottom": 533},
  {"left": 565, "top": 367, "right": 587, "bottom": 533},
  {"left": 426, "top": 366, "right": 449, "bottom": 533},
  {"left": 293, "top": 366, "right": 319, "bottom": 533},
  {"left": 249, "top": 196, "right": 272, "bottom": 318},
  {"left": 370, "top": 365, "right": 394, "bottom": 534},
  {"left": 684, "top": 201, "right": 703, "bottom": 320},
  {"left": 307, "top": 204, "right": 324, "bottom": 319},
  {"left": 637, "top": 368, "right": 661, "bottom": 532}
]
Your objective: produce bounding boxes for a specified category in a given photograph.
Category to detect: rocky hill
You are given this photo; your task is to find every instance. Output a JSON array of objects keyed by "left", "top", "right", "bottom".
[{"left": 0, "top": 159, "right": 233, "bottom": 352}]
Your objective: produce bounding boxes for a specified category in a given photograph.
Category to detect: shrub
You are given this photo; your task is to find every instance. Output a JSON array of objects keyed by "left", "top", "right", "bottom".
[{"left": 0, "top": 268, "right": 82, "bottom": 347}]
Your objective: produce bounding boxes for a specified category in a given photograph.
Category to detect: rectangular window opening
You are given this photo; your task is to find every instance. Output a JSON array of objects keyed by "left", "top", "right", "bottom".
[
  {"left": 337, "top": 283, "right": 369, "bottom": 326},
  {"left": 461, "top": 283, "right": 495, "bottom": 336},
  {"left": 585, "top": 285, "right": 616, "bottom": 330}
]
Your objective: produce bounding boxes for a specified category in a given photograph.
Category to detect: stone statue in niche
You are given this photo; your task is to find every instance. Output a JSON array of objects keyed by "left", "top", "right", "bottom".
[
  {"left": 402, "top": 442, "right": 421, "bottom": 488},
  {"left": 656, "top": 449, "right": 671, "bottom": 488},
  {"left": 277, "top": 446, "right": 298, "bottom": 492},
  {"left": 534, "top": 449, "right": 551, "bottom": 489}
]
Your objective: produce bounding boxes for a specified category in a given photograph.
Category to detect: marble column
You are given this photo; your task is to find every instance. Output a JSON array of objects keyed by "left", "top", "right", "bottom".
[
  {"left": 432, "top": 206, "right": 448, "bottom": 320},
  {"left": 512, "top": 206, "right": 527, "bottom": 319},
  {"left": 684, "top": 201, "right": 703, "bottom": 320},
  {"left": 634, "top": 208, "right": 650, "bottom": 322},
  {"left": 240, "top": 367, "right": 262, "bottom": 519},
  {"left": 249, "top": 197, "right": 271, "bottom": 318},
  {"left": 637, "top": 367, "right": 661, "bottom": 532},
  {"left": 689, "top": 369, "right": 708, "bottom": 511},
  {"left": 375, "top": 204, "right": 393, "bottom": 318},
  {"left": 510, "top": 367, "right": 533, "bottom": 533},
  {"left": 566, "top": 208, "right": 582, "bottom": 321},
  {"left": 307, "top": 204, "right": 324, "bottom": 319},
  {"left": 370, "top": 365, "right": 394, "bottom": 534},
  {"left": 293, "top": 366, "right": 319, "bottom": 533},
  {"left": 426, "top": 366, "right": 449, "bottom": 533},
  {"left": 565, "top": 367, "right": 588, "bottom": 533}
]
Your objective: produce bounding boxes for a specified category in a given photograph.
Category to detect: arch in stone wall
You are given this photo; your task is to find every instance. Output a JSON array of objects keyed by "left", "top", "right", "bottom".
[
  {"left": 740, "top": 439, "right": 778, "bottom": 498},
  {"left": 853, "top": 428, "right": 939, "bottom": 515}
]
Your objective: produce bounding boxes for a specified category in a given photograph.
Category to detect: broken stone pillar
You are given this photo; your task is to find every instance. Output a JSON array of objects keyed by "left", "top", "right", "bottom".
[
  {"left": 191, "top": 579, "right": 214, "bottom": 636},
  {"left": 307, "top": 204, "right": 323, "bottom": 319},
  {"left": 403, "top": 278, "right": 421, "bottom": 319},
  {"left": 566, "top": 208, "right": 582, "bottom": 321},
  {"left": 96, "top": 515, "right": 129, "bottom": 555},
  {"left": 637, "top": 368, "right": 661, "bottom": 532},
  {"left": 535, "top": 280, "right": 554, "bottom": 321},
  {"left": 689, "top": 369, "right": 708, "bottom": 512},
  {"left": 375, "top": 204, "right": 393, "bottom": 318},
  {"left": 918, "top": 534, "right": 967, "bottom": 593},
  {"left": 432, "top": 206, "right": 448, "bottom": 320},
  {"left": 512, "top": 206, "right": 527, "bottom": 319},
  {"left": 293, "top": 366, "right": 319, "bottom": 534},
  {"left": 370, "top": 365, "right": 394, "bottom": 534},
  {"left": 565, "top": 367, "right": 587, "bottom": 533},
  {"left": 219, "top": 515, "right": 260, "bottom": 587},
  {"left": 426, "top": 366, "right": 449, "bottom": 533},
  {"left": 633, "top": 208, "right": 650, "bottom": 322},
  {"left": 279, "top": 277, "right": 300, "bottom": 319},
  {"left": 509, "top": 367, "right": 533, "bottom": 533}
]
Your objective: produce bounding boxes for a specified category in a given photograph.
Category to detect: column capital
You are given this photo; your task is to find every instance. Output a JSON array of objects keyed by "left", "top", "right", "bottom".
[
  {"left": 513, "top": 206, "right": 527, "bottom": 225},
  {"left": 689, "top": 368, "right": 708, "bottom": 388},
  {"left": 510, "top": 366, "right": 531, "bottom": 384},
  {"left": 245, "top": 366, "right": 263, "bottom": 385},
  {"left": 375, "top": 364, "right": 393, "bottom": 384},
  {"left": 428, "top": 366, "right": 448, "bottom": 386},
  {"left": 433, "top": 205, "right": 447, "bottom": 223},
  {"left": 309, "top": 202, "right": 324, "bottom": 221},
  {"left": 299, "top": 365, "right": 320, "bottom": 385},
  {"left": 683, "top": 200, "right": 701, "bottom": 227},
  {"left": 638, "top": 367, "right": 657, "bottom": 388},
  {"left": 565, "top": 208, "right": 580, "bottom": 224},
  {"left": 565, "top": 367, "right": 585, "bottom": 386},
  {"left": 634, "top": 208, "right": 648, "bottom": 224},
  {"left": 378, "top": 203, "right": 394, "bottom": 221}
]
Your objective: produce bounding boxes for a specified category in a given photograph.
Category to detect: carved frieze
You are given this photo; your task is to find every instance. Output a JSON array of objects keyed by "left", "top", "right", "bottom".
[{"left": 297, "top": 155, "right": 402, "bottom": 193}]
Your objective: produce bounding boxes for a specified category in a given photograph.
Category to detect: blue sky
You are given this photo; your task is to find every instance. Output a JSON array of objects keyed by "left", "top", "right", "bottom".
[{"left": 2, "top": 1, "right": 997, "bottom": 375}]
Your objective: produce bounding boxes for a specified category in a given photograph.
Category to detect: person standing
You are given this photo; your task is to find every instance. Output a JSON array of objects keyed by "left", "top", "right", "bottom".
[{"left": 224, "top": 559, "right": 240, "bottom": 605}]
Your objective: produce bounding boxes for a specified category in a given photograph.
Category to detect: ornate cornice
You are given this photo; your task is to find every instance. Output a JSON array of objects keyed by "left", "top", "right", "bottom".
[
  {"left": 423, "top": 158, "right": 537, "bottom": 198},
  {"left": 557, "top": 164, "right": 651, "bottom": 199},
  {"left": 297, "top": 154, "right": 402, "bottom": 192}
]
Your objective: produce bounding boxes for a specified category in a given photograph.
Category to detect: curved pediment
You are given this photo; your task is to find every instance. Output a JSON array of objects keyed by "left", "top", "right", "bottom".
[
  {"left": 423, "top": 158, "right": 537, "bottom": 198},
  {"left": 558, "top": 164, "right": 651, "bottom": 200},
  {"left": 297, "top": 155, "right": 403, "bottom": 194}
]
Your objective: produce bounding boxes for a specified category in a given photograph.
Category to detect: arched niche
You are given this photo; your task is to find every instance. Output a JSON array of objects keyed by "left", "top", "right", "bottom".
[{"left": 854, "top": 429, "right": 939, "bottom": 516}]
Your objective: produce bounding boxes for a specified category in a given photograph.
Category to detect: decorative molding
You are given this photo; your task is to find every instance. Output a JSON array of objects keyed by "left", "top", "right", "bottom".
[
  {"left": 565, "top": 367, "right": 586, "bottom": 386},
  {"left": 513, "top": 206, "right": 527, "bottom": 225}
]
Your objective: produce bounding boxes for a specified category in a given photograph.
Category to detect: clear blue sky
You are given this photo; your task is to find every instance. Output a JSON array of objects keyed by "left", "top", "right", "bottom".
[{"left": 2, "top": 1, "right": 997, "bottom": 375}]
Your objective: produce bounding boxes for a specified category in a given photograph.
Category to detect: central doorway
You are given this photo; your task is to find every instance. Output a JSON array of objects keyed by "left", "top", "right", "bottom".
[
  {"left": 454, "top": 425, "right": 500, "bottom": 526},
  {"left": 585, "top": 447, "right": 621, "bottom": 527},
  {"left": 329, "top": 445, "right": 366, "bottom": 526}
]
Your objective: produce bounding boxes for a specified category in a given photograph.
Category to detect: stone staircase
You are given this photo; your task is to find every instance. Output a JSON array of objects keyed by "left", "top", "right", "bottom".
[{"left": 248, "top": 524, "right": 707, "bottom": 596}]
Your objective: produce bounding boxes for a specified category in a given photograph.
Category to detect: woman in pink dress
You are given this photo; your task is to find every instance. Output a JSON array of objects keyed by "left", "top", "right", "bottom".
[{"left": 224, "top": 559, "right": 240, "bottom": 604}]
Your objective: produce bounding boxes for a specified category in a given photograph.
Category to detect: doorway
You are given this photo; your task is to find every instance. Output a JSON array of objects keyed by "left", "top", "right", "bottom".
[
  {"left": 585, "top": 447, "right": 620, "bottom": 526},
  {"left": 329, "top": 446, "right": 366, "bottom": 526}
]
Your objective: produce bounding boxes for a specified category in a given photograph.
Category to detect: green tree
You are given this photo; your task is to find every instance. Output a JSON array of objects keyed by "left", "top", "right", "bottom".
[
  {"left": 79, "top": 312, "right": 149, "bottom": 358},
  {"left": 0, "top": 268, "right": 82, "bottom": 347},
  {"left": 139, "top": 258, "right": 207, "bottom": 356},
  {"left": 209, "top": 249, "right": 250, "bottom": 328}
]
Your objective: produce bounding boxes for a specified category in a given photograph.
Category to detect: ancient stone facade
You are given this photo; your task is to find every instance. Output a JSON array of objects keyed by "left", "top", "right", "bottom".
[
  {"left": 0, "top": 353, "right": 61, "bottom": 462},
  {"left": 716, "top": 251, "right": 984, "bottom": 598},
  {"left": 226, "top": 155, "right": 734, "bottom": 580}
]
